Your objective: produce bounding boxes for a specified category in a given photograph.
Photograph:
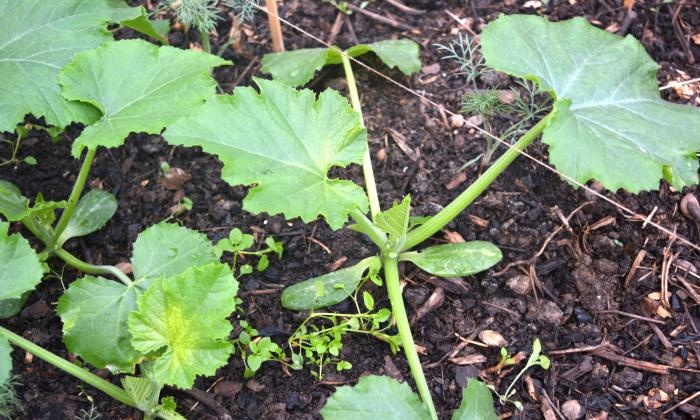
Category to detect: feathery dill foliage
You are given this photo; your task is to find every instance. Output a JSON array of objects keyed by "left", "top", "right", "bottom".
[
  {"left": 0, "top": 377, "right": 22, "bottom": 420},
  {"left": 223, "top": 0, "right": 260, "bottom": 22},
  {"left": 436, "top": 33, "right": 487, "bottom": 89},
  {"left": 461, "top": 89, "right": 509, "bottom": 119},
  {"left": 158, "top": 0, "right": 221, "bottom": 32}
]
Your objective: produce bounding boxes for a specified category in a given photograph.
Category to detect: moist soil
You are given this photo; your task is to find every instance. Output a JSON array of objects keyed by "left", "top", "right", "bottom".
[{"left": 2, "top": 1, "right": 699, "bottom": 419}]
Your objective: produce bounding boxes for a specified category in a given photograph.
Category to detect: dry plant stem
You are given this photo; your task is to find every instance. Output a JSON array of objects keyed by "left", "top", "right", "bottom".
[
  {"left": 265, "top": 0, "right": 285, "bottom": 52},
  {"left": 340, "top": 52, "right": 381, "bottom": 219},
  {"left": 403, "top": 111, "right": 554, "bottom": 250},
  {"left": 383, "top": 255, "right": 438, "bottom": 420}
]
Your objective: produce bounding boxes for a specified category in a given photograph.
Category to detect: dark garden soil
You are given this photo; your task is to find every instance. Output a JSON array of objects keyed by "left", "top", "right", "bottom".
[{"left": 2, "top": 0, "right": 700, "bottom": 419}]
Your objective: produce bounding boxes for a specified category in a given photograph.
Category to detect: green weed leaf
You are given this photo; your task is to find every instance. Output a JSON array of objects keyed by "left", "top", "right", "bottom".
[
  {"left": 164, "top": 79, "right": 369, "bottom": 229},
  {"left": 400, "top": 241, "right": 502, "bottom": 277},
  {"left": 128, "top": 263, "right": 238, "bottom": 389},
  {"left": 281, "top": 257, "right": 379, "bottom": 310},
  {"left": 58, "top": 190, "right": 118, "bottom": 245},
  {"left": 57, "top": 276, "right": 143, "bottom": 372},
  {"left": 452, "top": 378, "right": 499, "bottom": 420},
  {"left": 131, "top": 222, "right": 219, "bottom": 287},
  {"left": 321, "top": 375, "right": 430, "bottom": 420},
  {"left": 481, "top": 15, "right": 700, "bottom": 192},
  {"left": 0, "top": 337, "right": 10, "bottom": 386},
  {"left": 0, "top": 222, "right": 44, "bottom": 301},
  {"left": 60, "top": 39, "right": 227, "bottom": 157},
  {"left": 262, "top": 40, "right": 421, "bottom": 86},
  {"left": 0, "top": 0, "right": 148, "bottom": 131}
]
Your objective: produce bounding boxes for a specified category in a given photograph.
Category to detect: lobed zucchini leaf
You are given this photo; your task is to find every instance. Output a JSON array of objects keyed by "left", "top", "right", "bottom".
[
  {"left": 0, "top": 0, "right": 153, "bottom": 132},
  {"left": 131, "top": 222, "right": 220, "bottom": 287},
  {"left": 375, "top": 195, "right": 411, "bottom": 246},
  {"left": 0, "top": 337, "right": 10, "bottom": 385},
  {"left": 0, "top": 222, "right": 44, "bottom": 302},
  {"left": 57, "top": 190, "right": 118, "bottom": 246},
  {"left": 58, "top": 223, "right": 220, "bottom": 372},
  {"left": 281, "top": 256, "right": 380, "bottom": 310},
  {"left": 400, "top": 242, "right": 502, "bottom": 277},
  {"left": 481, "top": 15, "right": 700, "bottom": 192},
  {"left": 320, "top": 375, "right": 430, "bottom": 420},
  {"left": 60, "top": 39, "right": 227, "bottom": 157},
  {"left": 57, "top": 276, "right": 143, "bottom": 372},
  {"left": 261, "top": 39, "right": 421, "bottom": 87},
  {"left": 128, "top": 263, "right": 238, "bottom": 389},
  {"left": 164, "top": 79, "right": 369, "bottom": 229}
]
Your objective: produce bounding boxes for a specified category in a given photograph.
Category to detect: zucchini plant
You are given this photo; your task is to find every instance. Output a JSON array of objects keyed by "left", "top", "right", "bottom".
[{"left": 161, "top": 14, "right": 700, "bottom": 419}]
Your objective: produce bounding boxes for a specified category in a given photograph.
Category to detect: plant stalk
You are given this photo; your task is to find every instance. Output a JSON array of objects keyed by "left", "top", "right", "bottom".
[
  {"left": 349, "top": 208, "right": 387, "bottom": 249},
  {"left": 199, "top": 29, "right": 211, "bottom": 53},
  {"left": 403, "top": 111, "right": 554, "bottom": 250},
  {"left": 53, "top": 248, "right": 133, "bottom": 286},
  {"left": 340, "top": 52, "right": 381, "bottom": 220},
  {"left": 52, "top": 147, "right": 97, "bottom": 248},
  {"left": 0, "top": 326, "right": 135, "bottom": 406},
  {"left": 382, "top": 255, "right": 438, "bottom": 420}
]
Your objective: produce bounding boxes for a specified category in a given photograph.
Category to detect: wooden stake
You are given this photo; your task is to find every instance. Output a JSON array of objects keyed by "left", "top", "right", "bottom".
[{"left": 265, "top": 0, "right": 285, "bottom": 52}]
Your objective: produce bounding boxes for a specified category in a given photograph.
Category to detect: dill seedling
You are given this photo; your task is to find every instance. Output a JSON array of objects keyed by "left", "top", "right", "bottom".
[
  {"left": 436, "top": 33, "right": 487, "bottom": 90},
  {"left": 0, "top": 377, "right": 22, "bottom": 420}
]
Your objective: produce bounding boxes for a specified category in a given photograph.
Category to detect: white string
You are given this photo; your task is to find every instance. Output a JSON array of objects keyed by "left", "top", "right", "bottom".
[{"left": 250, "top": 1, "right": 700, "bottom": 253}]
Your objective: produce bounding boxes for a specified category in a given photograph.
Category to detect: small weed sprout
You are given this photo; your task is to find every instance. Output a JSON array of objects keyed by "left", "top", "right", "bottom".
[
  {"left": 489, "top": 339, "right": 551, "bottom": 410},
  {"left": 74, "top": 404, "right": 101, "bottom": 420},
  {"left": 436, "top": 33, "right": 487, "bottom": 89},
  {"left": 0, "top": 377, "right": 22, "bottom": 420}
]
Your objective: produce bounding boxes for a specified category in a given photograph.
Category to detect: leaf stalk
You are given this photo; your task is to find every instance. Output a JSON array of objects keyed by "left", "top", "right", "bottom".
[
  {"left": 340, "top": 51, "right": 381, "bottom": 220},
  {"left": 53, "top": 248, "right": 133, "bottom": 286},
  {"left": 52, "top": 147, "right": 97, "bottom": 248},
  {"left": 403, "top": 111, "right": 554, "bottom": 250}
]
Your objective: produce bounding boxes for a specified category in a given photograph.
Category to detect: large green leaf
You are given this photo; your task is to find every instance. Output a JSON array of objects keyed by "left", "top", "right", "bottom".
[
  {"left": 0, "top": 336, "right": 10, "bottom": 385},
  {"left": 261, "top": 39, "right": 421, "bottom": 86},
  {"left": 58, "top": 189, "right": 118, "bottom": 245},
  {"left": 452, "top": 379, "right": 499, "bottom": 420},
  {"left": 481, "top": 15, "right": 700, "bottom": 192},
  {"left": 58, "top": 223, "right": 218, "bottom": 371},
  {"left": 128, "top": 263, "right": 238, "bottom": 389},
  {"left": 60, "top": 39, "right": 227, "bottom": 156},
  {"left": 321, "top": 375, "right": 430, "bottom": 420},
  {"left": 57, "top": 276, "right": 143, "bottom": 372},
  {"left": 0, "top": 181, "right": 29, "bottom": 221},
  {"left": 0, "top": 0, "right": 152, "bottom": 132},
  {"left": 164, "top": 79, "right": 369, "bottom": 229},
  {"left": 131, "top": 222, "right": 219, "bottom": 287},
  {"left": 0, "top": 222, "right": 44, "bottom": 301},
  {"left": 400, "top": 242, "right": 502, "bottom": 277},
  {"left": 281, "top": 257, "right": 379, "bottom": 310}
]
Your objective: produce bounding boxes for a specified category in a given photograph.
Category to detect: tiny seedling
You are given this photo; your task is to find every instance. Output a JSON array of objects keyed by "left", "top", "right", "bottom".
[
  {"left": 214, "top": 228, "right": 283, "bottom": 275},
  {"left": 436, "top": 33, "right": 487, "bottom": 90},
  {"left": 489, "top": 339, "right": 551, "bottom": 410},
  {"left": 232, "top": 320, "right": 285, "bottom": 378}
]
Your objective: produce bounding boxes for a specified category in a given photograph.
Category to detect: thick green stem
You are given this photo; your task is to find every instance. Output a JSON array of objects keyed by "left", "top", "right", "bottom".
[
  {"left": 52, "top": 147, "right": 97, "bottom": 247},
  {"left": 403, "top": 112, "right": 554, "bottom": 250},
  {"left": 349, "top": 208, "right": 387, "bottom": 249},
  {"left": 200, "top": 29, "right": 211, "bottom": 53},
  {"left": 53, "top": 248, "right": 133, "bottom": 286},
  {"left": 383, "top": 255, "right": 438, "bottom": 420},
  {"left": 340, "top": 51, "right": 381, "bottom": 220},
  {"left": 0, "top": 325, "right": 135, "bottom": 406}
]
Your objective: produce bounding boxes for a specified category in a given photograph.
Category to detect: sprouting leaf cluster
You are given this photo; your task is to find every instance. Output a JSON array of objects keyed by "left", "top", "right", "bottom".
[
  {"left": 215, "top": 227, "right": 284, "bottom": 275},
  {"left": 232, "top": 320, "right": 284, "bottom": 378}
]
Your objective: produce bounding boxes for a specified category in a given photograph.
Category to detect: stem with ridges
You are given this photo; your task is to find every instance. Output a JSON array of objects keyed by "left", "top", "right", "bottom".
[
  {"left": 340, "top": 51, "right": 381, "bottom": 220},
  {"left": 383, "top": 255, "right": 438, "bottom": 419},
  {"left": 52, "top": 147, "right": 97, "bottom": 248},
  {"left": 349, "top": 208, "right": 387, "bottom": 249},
  {"left": 53, "top": 248, "right": 133, "bottom": 286},
  {"left": 403, "top": 112, "right": 554, "bottom": 250},
  {"left": 0, "top": 325, "right": 134, "bottom": 406}
]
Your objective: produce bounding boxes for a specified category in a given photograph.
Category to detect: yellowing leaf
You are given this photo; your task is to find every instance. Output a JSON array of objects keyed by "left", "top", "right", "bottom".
[{"left": 128, "top": 263, "right": 238, "bottom": 389}]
